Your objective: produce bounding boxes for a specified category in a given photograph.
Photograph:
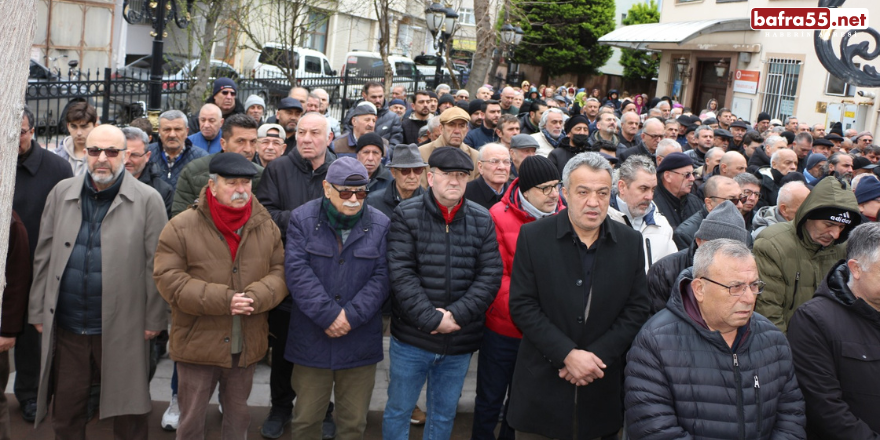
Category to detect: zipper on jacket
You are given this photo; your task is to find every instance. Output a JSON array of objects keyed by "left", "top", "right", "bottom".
[
  {"left": 733, "top": 354, "right": 745, "bottom": 440},
  {"left": 645, "top": 238, "right": 653, "bottom": 267},
  {"left": 754, "top": 374, "right": 763, "bottom": 437},
  {"left": 789, "top": 272, "right": 800, "bottom": 310},
  {"left": 443, "top": 222, "right": 452, "bottom": 354}
]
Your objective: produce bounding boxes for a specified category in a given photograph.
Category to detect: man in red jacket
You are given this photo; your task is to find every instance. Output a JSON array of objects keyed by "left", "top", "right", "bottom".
[{"left": 473, "top": 156, "right": 563, "bottom": 440}]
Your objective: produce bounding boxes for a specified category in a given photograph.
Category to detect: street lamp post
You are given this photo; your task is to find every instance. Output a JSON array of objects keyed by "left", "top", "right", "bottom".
[
  {"left": 425, "top": 1, "right": 458, "bottom": 90},
  {"left": 501, "top": 24, "right": 523, "bottom": 86},
  {"left": 122, "top": 0, "right": 194, "bottom": 127}
]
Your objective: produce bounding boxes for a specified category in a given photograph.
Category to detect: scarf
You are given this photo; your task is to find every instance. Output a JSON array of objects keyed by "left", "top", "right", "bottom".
[
  {"left": 541, "top": 129, "right": 565, "bottom": 148},
  {"left": 322, "top": 197, "right": 363, "bottom": 238},
  {"left": 518, "top": 189, "right": 556, "bottom": 219},
  {"left": 207, "top": 189, "right": 252, "bottom": 261}
]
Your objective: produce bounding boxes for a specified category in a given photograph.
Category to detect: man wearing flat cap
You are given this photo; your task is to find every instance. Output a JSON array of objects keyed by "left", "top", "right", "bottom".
[
  {"left": 276, "top": 97, "right": 304, "bottom": 154},
  {"left": 384, "top": 146, "right": 502, "bottom": 439},
  {"left": 419, "top": 107, "right": 481, "bottom": 184},
  {"left": 154, "top": 152, "right": 287, "bottom": 439},
  {"left": 509, "top": 134, "right": 539, "bottom": 178},
  {"left": 729, "top": 120, "right": 750, "bottom": 153},
  {"left": 284, "top": 157, "right": 390, "bottom": 439},
  {"left": 653, "top": 152, "right": 702, "bottom": 229},
  {"left": 713, "top": 128, "right": 733, "bottom": 151}
]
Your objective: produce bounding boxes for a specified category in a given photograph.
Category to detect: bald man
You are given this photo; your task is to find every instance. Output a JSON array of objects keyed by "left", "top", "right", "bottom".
[
  {"left": 718, "top": 151, "right": 747, "bottom": 178},
  {"left": 188, "top": 103, "right": 224, "bottom": 154},
  {"left": 499, "top": 87, "right": 519, "bottom": 115},
  {"left": 674, "top": 175, "right": 745, "bottom": 250}
]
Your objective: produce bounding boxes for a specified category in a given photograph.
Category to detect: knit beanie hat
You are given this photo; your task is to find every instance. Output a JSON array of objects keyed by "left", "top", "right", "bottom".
[
  {"left": 244, "top": 94, "right": 265, "bottom": 110},
  {"left": 518, "top": 156, "right": 560, "bottom": 192},
  {"left": 856, "top": 176, "right": 880, "bottom": 204},
  {"left": 212, "top": 77, "right": 237, "bottom": 96},
  {"left": 389, "top": 98, "right": 407, "bottom": 107},
  {"left": 756, "top": 112, "right": 771, "bottom": 123},
  {"left": 356, "top": 132, "right": 384, "bottom": 154},
  {"left": 695, "top": 201, "right": 750, "bottom": 244},
  {"left": 439, "top": 94, "right": 455, "bottom": 106},
  {"left": 468, "top": 99, "right": 485, "bottom": 115}
]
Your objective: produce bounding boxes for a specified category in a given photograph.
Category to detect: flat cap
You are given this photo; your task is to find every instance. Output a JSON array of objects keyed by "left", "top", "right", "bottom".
[
  {"left": 428, "top": 146, "right": 474, "bottom": 172},
  {"left": 209, "top": 152, "right": 258, "bottom": 179},
  {"left": 730, "top": 120, "right": 750, "bottom": 130},
  {"left": 278, "top": 97, "right": 303, "bottom": 111},
  {"left": 510, "top": 133, "right": 540, "bottom": 150},
  {"left": 812, "top": 138, "right": 834, "bottom": 148},
  {"left": 439, "top": 106, "right": 470, "bottom": 124},
  {"left": 825, "top": 133, "right": 844, "bottom": 142},
  {"left": 656, "top": 152, "right": 694, "bottom": 174},
  {"left": 350, "top": 101, "right": 377, "bottom": 119},
  {"left": 713, "top": 128, "right": 733, "bottom": 139},
  {"left": 326, "top": 157, "right": 369, "bottom": 186},
  {"left": 853, "top": 156, "right": 878, "bottom": 170}
]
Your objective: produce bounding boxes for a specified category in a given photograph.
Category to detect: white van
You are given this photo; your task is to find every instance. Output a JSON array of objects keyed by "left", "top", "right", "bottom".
[{"left": 254, "top": 43, "right": 336, "bottom": 79}]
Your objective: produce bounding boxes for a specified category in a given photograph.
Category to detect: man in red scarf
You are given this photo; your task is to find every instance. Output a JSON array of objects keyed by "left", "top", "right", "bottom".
[{"left": 154, "top": 153, "right": 287, "bottom": 439}]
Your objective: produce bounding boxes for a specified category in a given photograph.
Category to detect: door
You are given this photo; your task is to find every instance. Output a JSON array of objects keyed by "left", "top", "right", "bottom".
[{"left": 693, "top": 60, "right": 729, "bottom": 111}]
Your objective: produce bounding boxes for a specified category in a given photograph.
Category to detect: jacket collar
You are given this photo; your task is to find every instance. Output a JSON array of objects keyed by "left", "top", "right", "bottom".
[
  {"left": 18, "top": 139, "right": 44, "bottom": 175},
  {"left": 386, "top": 181, "right": 424, "bottom": 205},
  {"left": 818, "top": 261, "right": 880, "bottom": 328},
  {"left": 63, "top": 171, "right": 138, "bottom": 210},
  {"left": 554, "top": 208, "right": 616, "bottom": 244},
  {"left": 422, "top": 189, "right": 466, "bottom": 223},
  {"left": 288, "top": 146, "right": 336, "bottom": 174}
]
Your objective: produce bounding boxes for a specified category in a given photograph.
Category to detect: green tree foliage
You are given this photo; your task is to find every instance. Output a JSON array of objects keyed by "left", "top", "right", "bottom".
[
  {"left": 513, "top": 0, "right": 615, "bottom": 77},
  {"left": 620, "top": 0, "right": 661, "bottom": 81}
]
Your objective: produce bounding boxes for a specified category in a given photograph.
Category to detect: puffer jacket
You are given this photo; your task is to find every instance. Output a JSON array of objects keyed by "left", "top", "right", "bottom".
[
  {"left": 625, "top": 268, "right": 807, "bottom": 439},
  {"left": 487, "top": 179, "right": 562, "bottom": 338},
  {"left": 754, "top": 176, "right": 861, "bottom": 333},
  {"left": 752, "top": 205, "right": 787, "bottom": 239},
  {"left": 137, "top": 161, "right": 174, "bottom": 219},
  {"left": 153, "top": 188, "right": 287, "bottom": 368},
  {"left": 387, "top": 190, "right": 502, "bottom": 355},
  {"left": 172, "top": 153, "right": 264, "bottom": 217},
  {"left": 788, "top": 261, "right": 880, "bottom": 439},
  {"left": 646, "top": 243, "right": 696, "bottom": 315},
  {"left": 284, "top": 199, "right": 390, "bottom": 370}
]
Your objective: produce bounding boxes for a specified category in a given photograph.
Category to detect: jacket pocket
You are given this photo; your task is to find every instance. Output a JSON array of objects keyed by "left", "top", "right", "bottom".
[
  {"left": 840, "top": 342, "right": 880, "bottom": 397},
  {"left": 353, "top": 249, "right": 380, "bottom": 260},
  {"left": 841, "top": 341, "right": 880, "bottom": 361}
]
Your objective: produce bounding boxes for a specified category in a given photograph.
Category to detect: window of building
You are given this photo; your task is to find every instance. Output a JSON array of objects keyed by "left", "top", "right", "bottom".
[
  {"left": 459, "top": 8, "right": 475, "bottom": 25},
  {"left": 760, "top": 57, "right": 801, "bottom": 120},
  {"left": 303, "top": 12, "right": 329, "bottom": 53},
  {"left": 825, "top": 69, "right": 858, "bottom": 97}
]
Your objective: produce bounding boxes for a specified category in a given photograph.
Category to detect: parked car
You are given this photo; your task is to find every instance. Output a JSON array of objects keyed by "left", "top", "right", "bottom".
[
  {"left": 340, "top": 51, "right": 429, "bottom": 105},
  {"left": 252, "top": 43, "right": 340, "bottom": 102}
]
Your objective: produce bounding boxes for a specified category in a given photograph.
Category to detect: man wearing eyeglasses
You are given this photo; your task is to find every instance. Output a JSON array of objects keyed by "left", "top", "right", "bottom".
[
  {"left": 283, "top": 157, "right": 390, "bottom": 439},
  {"left": 625, "top": 238, "right": 806, "bottom": 439},
  {"left": 754, "top": 176, "right": 861, "bottom": 333},
  {"left": 384, "top": 147, "right": 502, "bottom": 439},
  {"left": 674, "top": 176, "right": 745, "bottom": 250},
  {"left": 366, "top": 144, "right": 427, "bottom": 219},
  {"left": 254, "top": 123, "right": 286, "bottom": 167},
  {"left": 620, "top": 118, "right": 664, "bottom": 165},
  {"left": 653, "top": 152, "right": 702, "bottom": 229},
  {"left": 30, "top": 125, "right": 168, "bottom": 438},
  {"left": 466, "top": 143, "right": 511, "bottom": 210}
]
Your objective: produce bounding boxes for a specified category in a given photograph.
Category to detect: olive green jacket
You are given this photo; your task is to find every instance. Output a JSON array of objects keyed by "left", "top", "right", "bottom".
[{"left": 753, "top": 176, "right": 860, "bottom": 333}]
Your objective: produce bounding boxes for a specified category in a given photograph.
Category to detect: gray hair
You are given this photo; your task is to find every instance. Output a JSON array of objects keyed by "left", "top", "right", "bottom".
[
  {"left": 733, "top": 172, "right": 760, "bottom": 187},
  {"left": 784, "top": 116, "right": 798, "bottom": 125},
  {"left": 478, "top": 143, "right": 509, "bottom": 160},
  {"left": 777, "top": 180, "right": 808, "bottom": 205},
  {"left": 208, "top": 173, "right": 218, "bottom": 183},
  {"left": 436, "top": 84, "right": 451, "bottom": 93},
  {"left": 654, "top": 101, "right": 671, "bottom": 109},
  {"left": 426, "top": 115, "right": 441, "bottom": 131},
  {"left": 539, "top": 108, "right": 566, "bottom": 130},
  {"left": 694, "top": 125, "right": 714, "bottom": 138},
  {"left": 795, "top": 131, "right": 813, "bottom": 144},
  {"left": 159, "top": 110, "right": 187, "bottom": 125},
  {"left": 664, "top": 118, "right": 680, "bottom": 127},
  {"left": 648, "top": 108, "right": 663, "bottom": 118},
  {"left": 693, "top": 238, "right": 753, "bottom": 279},
  {"left": 656, "top": 139, "right": 682, "bottom": 157},
  {"left": 847, "top": 223, "right": 880, "bottom": 272},
  {"left": 619, "top": 155, "right": 656, "bottom": 185},
  {"left": 585, "top": 97, "right": 600, "bottom": 104},
  {"left": 706, "top": 147, "right": 724, "bottom": 161},
  {"left": 770, "top": 149, "right": 791, "bottom": 167},
  {"left": 562, "top": 152, "right": 613, "bottom": 188},
  {"left": 121, "top": 126, "right": 149, "bottom": 145},
  {"left": 764, "top": 135, "right": 784, "bottom": 148}
]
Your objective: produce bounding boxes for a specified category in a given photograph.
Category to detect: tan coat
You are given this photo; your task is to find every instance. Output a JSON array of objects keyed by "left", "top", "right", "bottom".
[
  {"left": 418, "top": 137, "right": 481, "bottom": 187},
  {"left": 28, "top": 173, "right": 168, "bottom": 423},
  {"left": 153, "top": 188, "right": 286, "bottom": 368}
]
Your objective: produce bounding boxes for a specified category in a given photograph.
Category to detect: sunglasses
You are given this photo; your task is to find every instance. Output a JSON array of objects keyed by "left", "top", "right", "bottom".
[
  {"left": 86, "top": 147, "right": 126, "bottom": 158},
  {"left": 396, "top": 167, "right": 425, "bottom": 176},
  {"left": 220, "top": 90, "right": 236, "bottom": 96},
  {"left": 331, "top": 184, "right": 369, "bottom": 200}
]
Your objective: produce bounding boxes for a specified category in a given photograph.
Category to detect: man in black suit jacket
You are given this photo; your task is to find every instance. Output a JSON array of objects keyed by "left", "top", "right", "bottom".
[
  {"left": 465, "top": 143, "right": 510, "bottom": 210},
  {"left": 508, "top": 152, "right": 650, "bottom": 439}
]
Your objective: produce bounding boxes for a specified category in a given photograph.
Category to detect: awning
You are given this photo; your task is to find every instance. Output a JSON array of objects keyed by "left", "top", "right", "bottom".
[{"left": 598, "top": 18, "right": 753, "bottom": 50}]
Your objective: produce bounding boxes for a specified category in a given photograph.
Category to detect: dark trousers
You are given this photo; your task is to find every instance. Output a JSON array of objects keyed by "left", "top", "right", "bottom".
[
  {"left": 13, "top": 325, "right": 40, "bottom": 403},
  {"left": 177, "top": 354, "right": 255, "bottom": 440},
  {"left": 52, "top": 328, "right": 148, "bottom": 440},
  {"left": 268, "top": 307, "right": 296, "bottom": 412},
  {"left": 472, "top": 328, "right": 520, "bottom": 440}
]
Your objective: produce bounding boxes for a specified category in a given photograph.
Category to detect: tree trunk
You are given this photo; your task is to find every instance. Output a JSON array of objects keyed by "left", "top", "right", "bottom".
[
  {"left": 467, "top": 0, "right": 495, "bottom": 95},
  {"left": 186, "top": 1, "right": 225, "bottom": 113},
  {"left": 374, "top": 0, "right": 394, "bottom": 99},
  {"left": 0, "top": 1, "right": 38, "bottom": 319}
]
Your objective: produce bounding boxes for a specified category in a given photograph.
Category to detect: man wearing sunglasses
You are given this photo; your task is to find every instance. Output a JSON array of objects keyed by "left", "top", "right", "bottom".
[
  {"left": 188, "top": 78, "right": 245, "bottom": 134},
  {"left": 653, "top": 152, "right": 702, "bottom": 229},
  {"left": 30, "top": 125, "right": 168, "bottom": 438},
  {"left": 673, "top": 176, "right": 745, "bottom": 251},
  {"left": 284, "top": 157, "right": 390, "bottom": 439},
  {"left": 366, "top": 144, "right": 427, "bottom": 219},
  {"left": 626, "top": 239, "right": 806, "bottom": 439}
]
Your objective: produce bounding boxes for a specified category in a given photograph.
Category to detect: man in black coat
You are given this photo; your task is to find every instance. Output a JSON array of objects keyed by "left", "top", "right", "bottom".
[
  {"left": 508, "top": 152, "right": 650, "bottom": 439},
  {"left": 122, "top": 127, "right": 173, "bottom": 219},
  {"left": 788, "top": 223, "right": 880, "bottom": 438},
  {"left": 653, "top": 152, "right": 702, "bottom": 228},
  {"left": 383, "top": 147, "right": 502, "bottom": 440},
  {"left": 672, "top": 176, "right": 742, "bottom": 250},
  {"left": 13, "top": 107, "right": 73, "bottom": 422},
  {"left": 465, "top": 143, "right": 510, "bottom": 210}
]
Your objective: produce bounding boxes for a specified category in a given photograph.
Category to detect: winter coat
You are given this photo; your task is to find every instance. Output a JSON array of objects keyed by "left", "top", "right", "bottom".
[
  {"left": 519, "top": 113, "right": 539, "bottom": 136},
  {"left": 754, "top": 176, "right": 861, "bottom": 333},
  {"left": 788, "top": 261, "right": 880, "bottom": 439},
  {"left": 387, "top": 190, "right": 502, "bottom": 355},
  {"left": 137, "top": 161, "right": 174, "bottom": 219},
  {"left": 465, "top": 176, "right": 507, "bottom": 211},
  {"left": 608, "top": 200, "right": 677, "bottom": 272},
  {"left": 284, "top": 199, "right": 390, "bottom": 370},
  {"left": 532, "top": 130, "right": 561, "bottom": 158},
  {"left": 547, "top": 137, "right": 584, "bottom": 177},
  {"left": 487, "top": 179, "right": 562, "bottom": 338},
  {"left": 508, "top": 211, "right": 651, "bottom": 439},
  {"left": 15, "top": 140, "right": 73, "bottom": 258},
  {"left": 53, "top": 136, "right": 87, "bottom": 176},
  {"left": 586, "top": 130, "right": 625, "bottom": 155},
  {"left": 153, "top": 188, "right": 287, "bottom": 368},
  {"left": 646, "top": 243, "right": 696, "bottom": 315},
  {"left": 188, "top": 130, "right": 222, "bottom": 154},
  {"left": 3, "top": 211, "right": 31, "bottom": 337},
  {"left": 757, "top": 167, "right": 785, "bottom": 208},
  {"left": 147, "top": 139, "right": 209, "bottom": 189},
  {"left": 653, "top": 183, "right": 703, "bottom": 229},
  {"left": 618, "top": 141, "right": 655, "bottom": 165},
  {"left": 673, "top": 207, "right": 708, "bottom": 250},
  {"left": 463, "top": 125, "right": 498, "bottom": 150},
  {"left": 367, "top": 164, "right": 393, "bottom": 193},
  {"left": 366, "top": 183, "right": 425, "bottom": 220},
  {"left": 686, "top": 147, "right": 707, "bottom": 168},
  {"left": 749, "top": 146, "right": 772, "bottom": 173},
  {"left": 29, "top": 173, "right": 168, "bottom": 423},
  {"left": 752, "top": 205, "right": 787, "bottom": 240},
  {"left": 401, "top": 117, "right": 428, "bottom": 145},
  {"left": 172, "top": 153, "right": 264, "bottom": 217},
  {"left": 624, "top": 269, "right": 807, "bottom": 439},
  {"left": 343, "top": 103, "right": 404, "bottom": 146}
]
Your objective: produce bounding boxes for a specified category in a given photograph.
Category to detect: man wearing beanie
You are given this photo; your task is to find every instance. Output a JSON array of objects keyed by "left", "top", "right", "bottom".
[
  {"left": 609, "top": 155, "right": 677, "bottom": 272},
  {"left": 754, "top": 176, "right": 862, "bottom": 333},
  {"left": 519, "top": 99, "right": 547, "bottom": 136},
  {"left": 673, "top": 176, "right": 746, "bottom": 251},
  {"left": 646, "top": 200, "right": 751, "bottom": 314},
  {"left": 355, "top": 132, "right": 392, "bottom": 192},
  {"left": 438, "top": 94, "right": 456, "bottom": 113},
  {"left": 755, "top": 112, "right": 772, "bottom": 134},
  {"left": 244, "top": 94, "right": 266, "bottom": 124},
  {"left": 463, "top": 100, "right": 502, "bottom": 150},
  {"left": 803, "top": 153, "right": 828, "bottom": 188},
  {"left": 548, "top": 114, "right": 591, "bottom": 176},
  {"left": 188, "top": 77, "right": 245, "bottom": 134},
  {"left": 467, "top": 98, "right": 486, "bottom": 130},
  {"left": 473, "top": 155, "right": 563, "bottom": 440},
  {"left": 855, "top": 175, "right": 880, "bottom": 221},
  {"left": 283, "top": 157, "right": 390, "bottom": 440},
  {"left": 401, "top": 91, "right": 433, "bottom": 145},
  {"left": 654, "top": 152, "right": 702, "bottom": 229},
  {"left": 388, "top": 99, "right": 407, "bottom": 118}
]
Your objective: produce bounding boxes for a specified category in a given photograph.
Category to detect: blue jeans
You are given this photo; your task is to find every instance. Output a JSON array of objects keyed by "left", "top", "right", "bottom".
[
  {"left": 383, "top": 337, "right": 472, "bottom": 440},
  {"left": 472, "top": 328, "right": 520, "bottom": 440}
]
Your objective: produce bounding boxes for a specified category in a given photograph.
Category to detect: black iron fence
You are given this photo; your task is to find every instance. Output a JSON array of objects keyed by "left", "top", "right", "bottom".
[{"left": 26, "top": 67, "right": 462, "bottom": 148}]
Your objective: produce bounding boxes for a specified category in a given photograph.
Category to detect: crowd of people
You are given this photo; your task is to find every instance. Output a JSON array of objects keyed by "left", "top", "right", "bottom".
[{"left": 7, "top": 74, "right": 880, "bottom": 440}]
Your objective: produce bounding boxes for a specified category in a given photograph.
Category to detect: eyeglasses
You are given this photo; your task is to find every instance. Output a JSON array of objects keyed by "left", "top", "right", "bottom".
[
  {"left": 533, "top": 183, "right": 559, "bottom": 196},
  {"left": 20, "top": 128, "right": 31, "bottom": 136},
  {"left": 709, "top": 195, "right": 744, "bottom": 204},
  {"left": 668, "top": 170, "right": 694, "bottom": 179},
  {"left": 396, "top": 167, "right": 425, "bottom": 176},
  {"left": 85, "top": 147, "right": 127, "bottom": 158},
  {"left": 480, "top": 158, "right": 512, "bottom": 167},
  {"left": 741, "top": 189, "right": 760, "bottom": 200},
  {"left": 220, "top": 90, "right": 236, "bottom": 96},
  {"left": 128, "top": 151, "right": 149, "bottom": 158},
  {"left": 700, "top": 277, "right": 765, "bottom": 296},
  {"left": 331, "top": 184, "right": 369, "bottom": 200},
  {"left": 643, "top": 133, "right": 664, "bottom": 140}
]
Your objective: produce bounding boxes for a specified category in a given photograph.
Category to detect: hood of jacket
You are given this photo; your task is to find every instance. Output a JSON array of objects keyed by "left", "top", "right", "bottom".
[
  {"left": 793, "top": 176, "right": 861, "bottom": 246},
  {"left": 752, "top": 205, "right": 785, "bottom": 230},
  {"left": 816, "top": 260, "right": 880, "bottom": 329}
]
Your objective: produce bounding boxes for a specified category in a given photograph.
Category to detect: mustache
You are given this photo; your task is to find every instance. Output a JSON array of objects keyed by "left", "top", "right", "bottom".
[
  {"left": 231, "top": 192, "right": 250, "bottom": 202},
  {"left": 342, "top": 201, "right": 361, "bottom": 208}
]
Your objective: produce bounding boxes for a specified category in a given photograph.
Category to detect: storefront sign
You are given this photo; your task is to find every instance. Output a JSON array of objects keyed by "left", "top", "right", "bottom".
[{"left": 733, "top": 70, "right": 760, "bottom": 94}]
